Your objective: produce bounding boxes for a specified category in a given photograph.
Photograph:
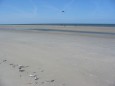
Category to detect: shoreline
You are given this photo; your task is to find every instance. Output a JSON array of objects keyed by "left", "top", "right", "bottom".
[
  {"left": 0, "top": 24, "right": 115, "bottom": 27},
  {"left": 0, "top": 25, "right": 115, "bottom": 33}
]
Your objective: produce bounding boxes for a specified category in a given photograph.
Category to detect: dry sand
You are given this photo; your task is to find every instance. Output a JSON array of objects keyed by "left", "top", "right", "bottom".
[{"left": 0, "top": 25, "right": 115, "bottom": 86}]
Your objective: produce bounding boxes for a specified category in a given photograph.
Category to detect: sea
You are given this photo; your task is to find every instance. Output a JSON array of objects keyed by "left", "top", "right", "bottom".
[{"left": 0, "top": 24, "right": 115, "bottom": 27}]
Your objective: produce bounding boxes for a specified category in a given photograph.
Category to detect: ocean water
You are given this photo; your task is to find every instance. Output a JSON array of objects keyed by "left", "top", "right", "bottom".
[
  {"left": 24, "top": 24, "right": 115, "bottom": 27},
  {"left": 0, "top": 24, "right": 115, "bottom": 27},
  {"left": 63, "top": 24, "right": 115, "bottom": 27}
]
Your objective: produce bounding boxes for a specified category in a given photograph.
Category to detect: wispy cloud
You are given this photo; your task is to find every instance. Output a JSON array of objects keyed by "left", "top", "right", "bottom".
[
  {"left": 62, "top": 0, "right": 75, "bottom": 10},
  {"left": 41, "top": 0, "right": 75, "bottom": 12},
  {"left": 33, "top": 6, "right": 38, "bottom": 16},
  {"left": 29, "top": 0, "right": 38, "bottom": 16},
  {"left": 1, "top": 0, "right": 38, "bottom": 18},
  {"left": 43, "top": 4, "right": 60, "bottom": 11}
]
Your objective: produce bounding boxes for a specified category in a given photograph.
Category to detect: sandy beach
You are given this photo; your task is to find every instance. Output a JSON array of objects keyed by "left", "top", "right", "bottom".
[{"left": 0, "top": 25, "right": 115, "bottom": 86}]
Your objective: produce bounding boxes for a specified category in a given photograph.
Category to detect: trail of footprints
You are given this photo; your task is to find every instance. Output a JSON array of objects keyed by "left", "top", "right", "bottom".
[{"left": 0, "top": 58, "right": 65, "bottom": 86}]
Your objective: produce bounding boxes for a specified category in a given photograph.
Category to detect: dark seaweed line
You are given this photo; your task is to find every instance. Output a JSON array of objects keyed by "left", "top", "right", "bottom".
[{"left": 29, "top": 29, "right": 115, "bottom": 35}]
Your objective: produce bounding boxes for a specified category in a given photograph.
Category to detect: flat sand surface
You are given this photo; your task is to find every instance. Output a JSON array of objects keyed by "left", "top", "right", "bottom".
[{"left": 0, "top": 25, "right": 115, "bottom": 86}]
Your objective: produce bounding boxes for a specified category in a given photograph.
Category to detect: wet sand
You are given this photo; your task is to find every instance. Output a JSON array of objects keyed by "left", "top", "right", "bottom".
[{"left": 0, "top": 25, "right": 115, "bottom": 86}]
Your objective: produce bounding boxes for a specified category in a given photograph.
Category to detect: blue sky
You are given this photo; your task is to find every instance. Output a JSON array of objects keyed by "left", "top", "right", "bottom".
[{"left": 0, "top": 0, "right": 115, "bottom": 24}]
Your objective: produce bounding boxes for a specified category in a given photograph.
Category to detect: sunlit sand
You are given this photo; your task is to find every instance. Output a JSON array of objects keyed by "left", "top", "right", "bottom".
[{"left": 0, "top": 25, "right": 115, "bottom": 86}]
